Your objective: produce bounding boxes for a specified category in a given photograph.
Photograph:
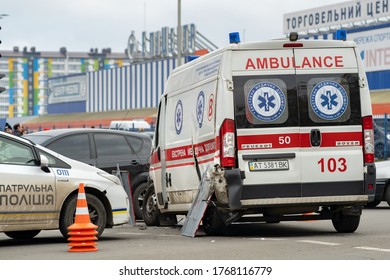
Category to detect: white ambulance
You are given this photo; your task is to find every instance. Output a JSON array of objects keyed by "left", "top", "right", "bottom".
[{"left": 144, "top": 32, "right": 376, "bottom": 235}]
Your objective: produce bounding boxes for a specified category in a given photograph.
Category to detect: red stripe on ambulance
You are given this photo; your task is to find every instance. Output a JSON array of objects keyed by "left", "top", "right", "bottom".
[{"left": 237, "top": 131, "right": 362, "bottom": 150}]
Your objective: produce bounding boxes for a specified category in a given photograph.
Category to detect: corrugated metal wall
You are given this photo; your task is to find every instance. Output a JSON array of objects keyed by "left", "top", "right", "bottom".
[{"left": 87, "top": 58, "right": 176, "bottom": 113}]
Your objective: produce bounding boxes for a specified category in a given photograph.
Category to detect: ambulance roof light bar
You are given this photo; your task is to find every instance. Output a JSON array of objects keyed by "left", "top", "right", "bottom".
[
  {"left": 229, "top": 32, "right": 241, "bottom": 44},
  {"left": 335, "top": 29, "right": 347, "bottom": 41}
]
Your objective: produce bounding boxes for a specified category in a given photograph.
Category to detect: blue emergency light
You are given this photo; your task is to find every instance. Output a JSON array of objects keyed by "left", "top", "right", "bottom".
[
  {"left": 229, "top": 32, "right": 240, "bottom": 44},
  {"left": 335, "top": 29, "right": 347, "bottom": 41}
]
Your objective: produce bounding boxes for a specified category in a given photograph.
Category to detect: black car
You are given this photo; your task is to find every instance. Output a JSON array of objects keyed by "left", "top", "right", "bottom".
[{"left": 24, "top": 128, "right": 152, "bottom": 219}]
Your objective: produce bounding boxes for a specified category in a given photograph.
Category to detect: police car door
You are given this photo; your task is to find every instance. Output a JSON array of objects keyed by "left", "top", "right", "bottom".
[
  {"left": 294, "top": 47, "right": 364, "bottom": 197},
  {"left": 233, "top": 49, "right": 302, "bottom": 200},
  {"left": 0, "top": 135, "right": 56, "bottom": 227}
]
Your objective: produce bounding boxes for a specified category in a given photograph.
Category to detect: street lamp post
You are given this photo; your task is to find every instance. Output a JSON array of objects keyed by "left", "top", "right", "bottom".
[{"left": 177, "top": 0, "right": 182, "bottom": 67}]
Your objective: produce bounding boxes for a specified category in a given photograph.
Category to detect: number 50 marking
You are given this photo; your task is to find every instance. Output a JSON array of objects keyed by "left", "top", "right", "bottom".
[
  {"left": 278, "top": 136, "right": 291, "bottom": 145},
  {"left": 318, "top": 157, "right": 347, "bottom": 172}
]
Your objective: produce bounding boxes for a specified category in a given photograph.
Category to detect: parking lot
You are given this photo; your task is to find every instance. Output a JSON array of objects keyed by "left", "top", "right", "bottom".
[{"left": 1, "top": 203, "right": 389, "bottom": 260}]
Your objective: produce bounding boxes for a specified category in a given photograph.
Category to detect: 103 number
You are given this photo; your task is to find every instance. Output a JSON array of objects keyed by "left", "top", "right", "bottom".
[{"left": 318, "top": 157, "right": 347, "bottom": 173}]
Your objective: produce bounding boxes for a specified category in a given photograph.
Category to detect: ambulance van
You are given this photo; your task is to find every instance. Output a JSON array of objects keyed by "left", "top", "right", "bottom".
[{"left": 144, "top": 32, "right": 376, "bottom": 235}]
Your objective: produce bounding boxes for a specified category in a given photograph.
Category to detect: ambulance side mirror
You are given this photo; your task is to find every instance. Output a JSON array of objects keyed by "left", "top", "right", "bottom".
[{"left": 40, "top": 154, "right": 50, "bottom": 173}]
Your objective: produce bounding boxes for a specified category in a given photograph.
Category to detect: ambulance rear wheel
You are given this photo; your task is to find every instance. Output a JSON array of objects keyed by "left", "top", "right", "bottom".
[
  {"left": 4, "top": 230, "right": 41, "bottom": 240},
  {"left": 202, "top": 207, "right": 225, "bottom": 236},
  {"left": 331, "top": 211, "right": 361, "bottom": 233},
  {"left": 142, "top": 185, "right": 160, "bottom": 226},
  {"left": 385, "top": 185, "right": 390, "bottom": 206},
  {"left": 59, "top": 193, "right": 107, "bottom": 239}
]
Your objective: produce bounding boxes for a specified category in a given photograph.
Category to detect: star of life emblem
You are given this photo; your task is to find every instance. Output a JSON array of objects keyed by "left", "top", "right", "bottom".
[
  {"left": 247, "top": 82, "right": 286, "bottom": 122},
  {"left": 310, "top": 81, "right": 348, "bottom": 120},
  {"left": 196, "top": 91, "right": 205, "bottom": 128},
  {"left": 175, "top": 100, "right": 183, "bottom": 134}
]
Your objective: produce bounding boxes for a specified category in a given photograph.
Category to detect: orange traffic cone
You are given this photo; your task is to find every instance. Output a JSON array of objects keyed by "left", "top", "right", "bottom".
[{"left": 67, "top": 183, "right": 99, "bottom": 252}]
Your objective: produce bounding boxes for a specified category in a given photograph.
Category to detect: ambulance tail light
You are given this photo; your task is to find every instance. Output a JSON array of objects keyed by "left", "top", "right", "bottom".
[
  {"left": 220, "top": 118, "right": 236, "bottom": 168},
  {"left": 363, "top": 116, "right": 375, "bottom": 163}
]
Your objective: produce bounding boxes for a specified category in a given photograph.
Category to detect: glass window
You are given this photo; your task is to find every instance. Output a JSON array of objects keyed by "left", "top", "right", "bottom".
[
  {"left": 36, "top": 149, "right": 71, "bottom": 169},
  {"left": 94, "top": 133, "right": 133, "bottom": 158},
  {"left": 297, "top": 73, "right": 361, "bottom": 126},
  {"left": 47, "top": 134, "right": 90, "bottom": 161},
  {"left": 0, "top": 137, "right": 35, "bottom": 165},
  {"left": 125, "top": 136, "right": 143, "bottom": 153},
  {"left": 233, "top": 75, "right": 298, "bottom": 129}
]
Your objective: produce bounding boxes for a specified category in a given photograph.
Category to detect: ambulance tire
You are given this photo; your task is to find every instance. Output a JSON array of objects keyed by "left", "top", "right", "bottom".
[
  {"left": 331, "top": 211, "right": 361, "bottom": 233},
  {"left": 4, "top": 230, "right": 41, "bottom": 240},
  {"left": 385, "top": 185, "right": 390, "bottom": 206},
  {"left": 142, "top": 185, "right": 160, "bottom": 226},
  {"left": 202, "top": 207, "right": 225, "bottom": 236},
  {"left": 365, "top": 199, "right": 381, "bottom": 208},
  {"left": 59, "top": 193, "right": 107, "bottom": 239},
  {"left": 133, "top": 182, "right": 148, "bottom": 220}
]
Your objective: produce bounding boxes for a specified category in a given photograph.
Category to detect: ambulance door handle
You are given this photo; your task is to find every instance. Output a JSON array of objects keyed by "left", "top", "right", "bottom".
[{"left": 310, "top": 129, "right": 321, "bottom": 147}]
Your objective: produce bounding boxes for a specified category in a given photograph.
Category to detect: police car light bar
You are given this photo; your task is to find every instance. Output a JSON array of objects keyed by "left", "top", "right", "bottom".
[
  {"left": 229, "top": 32, "right": 240, "bottom": 44},
  {"left": 335, "top": 29, "right": 347, "bottom": 41}
]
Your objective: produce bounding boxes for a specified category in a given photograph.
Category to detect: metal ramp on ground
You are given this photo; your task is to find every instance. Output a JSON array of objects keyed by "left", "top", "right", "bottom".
[
  {"left": 113, "top": 165, "right": 136, "bottom": 225},
  {"left": 181, "top": 167, "right": 213, "bottom": 237}
]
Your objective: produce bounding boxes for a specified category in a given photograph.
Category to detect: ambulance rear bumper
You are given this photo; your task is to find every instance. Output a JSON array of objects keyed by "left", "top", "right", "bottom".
[{"left": 240, "top": 195, "right": 369, "bottom": 208}]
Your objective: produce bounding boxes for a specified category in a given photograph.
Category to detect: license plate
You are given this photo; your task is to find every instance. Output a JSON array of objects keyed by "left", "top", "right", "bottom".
[{"left": 248, "top": 160, "right": 289, "bottom": 171}]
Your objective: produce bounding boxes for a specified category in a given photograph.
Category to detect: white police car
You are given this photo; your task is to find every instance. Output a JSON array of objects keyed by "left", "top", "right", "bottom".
[{"left": 0, "top": 131, "right": 130, "bottom": 240}]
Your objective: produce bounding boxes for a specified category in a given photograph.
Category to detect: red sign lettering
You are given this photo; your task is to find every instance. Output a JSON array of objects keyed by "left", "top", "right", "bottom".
[{"left": 245, "top": 56, "right": 344, "bottom": 70}]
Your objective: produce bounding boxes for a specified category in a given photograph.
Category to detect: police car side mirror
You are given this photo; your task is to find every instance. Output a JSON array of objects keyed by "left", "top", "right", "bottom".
[{"left": 40, "top": 154, "right": 50, "bottom": 173}]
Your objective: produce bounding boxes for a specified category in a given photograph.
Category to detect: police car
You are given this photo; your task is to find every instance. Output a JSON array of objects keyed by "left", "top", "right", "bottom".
[{"left": 0, "top": 131, "right": 130, "bottom": 239}]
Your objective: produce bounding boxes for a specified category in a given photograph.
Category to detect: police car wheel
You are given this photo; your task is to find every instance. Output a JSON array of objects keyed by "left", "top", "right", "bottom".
[
  {"left": 133, "top": 182, "right": 148, "bottom": 220},
  {"left": 4, "top": 230, "right": 41, "bottom": 240},
  {"left": 202, "top": 207, "right": 225, "bottom": 236},
  {"left": 59, "top": 193, "right": 107, "bottom": 238},
  {"left": 142, "top": 185, "right": 160, "bottom": 226},
  {"left": 331, "top": 212, "right": 361, "bottom": 233}
]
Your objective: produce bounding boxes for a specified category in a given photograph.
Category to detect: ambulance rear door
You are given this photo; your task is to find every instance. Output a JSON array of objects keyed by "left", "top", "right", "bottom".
[
  {"left": 233, "top": 49, "right": 302, "bottom": 200},
  {"left": 294, "top": 47, "right": 364, "bottom": 197}
]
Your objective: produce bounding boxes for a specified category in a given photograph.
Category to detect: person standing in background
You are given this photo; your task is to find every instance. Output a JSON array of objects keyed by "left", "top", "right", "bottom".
[
  {"left": 4, "top": 123, "right": 12, "bottom": 134},
  {"left": 12, "top": 123, "right": 24, "bottom": 136}
]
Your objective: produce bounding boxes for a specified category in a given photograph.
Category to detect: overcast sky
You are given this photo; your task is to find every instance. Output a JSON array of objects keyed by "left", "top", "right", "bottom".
[{"left": 0, "top": 0, "right": 348, "bottom": 53}]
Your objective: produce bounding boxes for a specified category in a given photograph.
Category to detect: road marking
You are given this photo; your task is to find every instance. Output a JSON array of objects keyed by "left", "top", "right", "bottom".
[
  {"left": 297, "top": 240, "right": 341, "bottom": 246},
  {"left": 118, "top": 232, "right": 180, "bottom": 237},
  {"left": 354, "top": 246, "right": 390, "bottom": 252},
  {"left": 248, "top": 238, "right": 287, "bottom": 241}
]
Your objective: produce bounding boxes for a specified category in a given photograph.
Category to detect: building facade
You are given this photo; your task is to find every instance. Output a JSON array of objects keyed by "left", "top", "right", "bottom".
[{"left": 0, "top": 47, "right": 129, "bottom": 119}]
